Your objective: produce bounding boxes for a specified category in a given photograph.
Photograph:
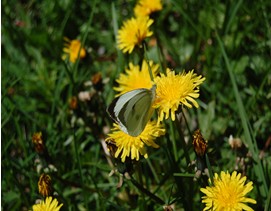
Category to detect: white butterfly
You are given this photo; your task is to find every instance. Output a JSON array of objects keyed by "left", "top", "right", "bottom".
[{"left": 107, "top": 86, "right": 156, "bottom": 137}]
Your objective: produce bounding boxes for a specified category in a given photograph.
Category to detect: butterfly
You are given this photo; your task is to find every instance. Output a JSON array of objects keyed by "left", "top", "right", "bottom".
[{"left": 107, "top": 86, "right": 156, "bottom": 137}]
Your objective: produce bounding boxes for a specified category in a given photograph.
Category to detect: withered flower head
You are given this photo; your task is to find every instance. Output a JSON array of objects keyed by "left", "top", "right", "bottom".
[
  {"left": 192, "top": 129, "right": 207, "bottom": 157},
  {"left": 91, "top": 72, "right": 102, "bottom": 85},
  {"left": 32, "top": 132, "right": 45, "bottom": 153},
  {"left": 105, "top": 138, "right": 118, "bottom": 158},
  {"left": 69, "top": 96, "right": 78, "bottom": 110},
  {"left": 228, "top": 135, "right": 242, "bottom": 149},
  {"left": 91, "top": 72, "right": 103, "bottom": 91},
  {"left": 38, "top": 173, "right": 52, "bottom": 197}
]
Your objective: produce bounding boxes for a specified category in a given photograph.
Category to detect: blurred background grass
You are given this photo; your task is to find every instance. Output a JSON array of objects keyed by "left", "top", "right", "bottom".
[{"left": 1, "top": 0, "right": 271, "bottom": 210}]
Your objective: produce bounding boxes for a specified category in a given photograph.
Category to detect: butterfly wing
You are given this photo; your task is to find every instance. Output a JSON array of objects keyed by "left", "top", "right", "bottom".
[
  {"left": 107, "top": 89, "right": 143, "bottom": 124},
  {"left": 107, "top": 86, "right": 156, "bottom": 137},
  {"left": 121, "top": 89, "right": 153, "bottom": 136}
]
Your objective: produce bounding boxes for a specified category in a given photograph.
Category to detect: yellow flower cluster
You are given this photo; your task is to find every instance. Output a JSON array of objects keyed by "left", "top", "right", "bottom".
[
  {"left": 107, "top": 0, "right": 206, "bottom": 163},
  {"left": 107, "top": 59, "right": 205, "bottom": 162},
  {"left": 117, "top": 0, "right": 162, "bottom": 54},
  {"left": 201, "top": 171, "right": 256, "bottom": 211}
]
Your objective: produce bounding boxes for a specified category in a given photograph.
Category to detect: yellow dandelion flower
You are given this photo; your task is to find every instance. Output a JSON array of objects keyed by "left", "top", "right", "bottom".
[
  {"left": 153, "top": 68, "right": 205, "bottom": 123},
  {"left": 134, "top": 0, "right": 162, "bottom": 17},
  {"left": 62, "top": 38, "right": 86, "bottom": 63},
  {"left": 117, "top": 17, "right": 153, "bottom": 54},
  {"left": 32, "top": 197, "right": 63, "bottom": 211},
  {"left": 200, "top": 171, "right": 256, "bottom": 211},
  {"left": 114, "top": 60, "right": 159, "bottom": 96},
  {"left": 106, "top": 121, "right": 165, "bottom": 162},
  {"left": 38, "top": 173, "right": 52, "bottom": 197}
]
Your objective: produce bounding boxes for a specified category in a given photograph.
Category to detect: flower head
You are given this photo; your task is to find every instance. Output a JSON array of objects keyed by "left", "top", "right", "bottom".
[
  {"left": 91, "top": 72, "right": 104, "bottom": 91},
  {"left": 200, "top": 171, "right": 256, "bottom": 211},
  {"left": 153, "top": 68, "right": 205, "bottom": 123},
  {"left": 32, "top": 132, "right": 45, "bottom": 153},
  {"left": 114, "top": 60, "right": 159, "bottom": 96},
  {"left": 32, "top": 197, "right": 63, "bottom": 211},
  {"left": 62, "top": 38, "right": 86, "bottom": 63},
  {"left": 134, "top": 0, "right": 162, "bottom": 17},
  {"left": 69, "top": 96, "right": 78, "bottom": 110},
  {"left": 105, "top": 138, "right": 118, "bottom": 158},
  {"left": 38, "top": 173, "right": 52, "bottom": 197},
  {"left": 117, "top": 17, "right": 153, "bottom": 54},
  {"left": 228, "top": 135, "right": 243, "bottom": 149},
  {"left": 106, "top": 121, "right": 165, "bottom": 162},
  {"left": 192, "top": 129, "right": 207, "bottom": 157}
]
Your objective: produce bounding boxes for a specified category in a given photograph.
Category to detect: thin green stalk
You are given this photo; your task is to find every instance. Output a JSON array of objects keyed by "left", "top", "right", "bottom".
[
  {"left": 130, "top": 176, "right": 165, "bottom": 205},
  {"left": 14, "top": 117, "right": 28, "bottom": 158},
  {"left": 155, "top": 31, "right": 166, "bottom": 74},
  {"left": 265, "top": 184, "right": 271, "bottom": 211},
  {"left": 73, "top": 0, "right": 98, "bottom": 82},
  {"left": 169, "top": 120, "right": 178, "bottom": 161},
  {"left": 135, "top": 163, "right": 147, "bottom": 209},
  {"left": 224, "top": 0, "right": 243, "bottom": 34},
  {"left": 171, "top": 0, "right": 205, "bottom": 40},
  {"left": 146, "top": 159, "right": 159, "bottom": 184},
  {"left": 163, "top": 140, "right": 192, "bottom": 210},
  {"left": 144, "top": 43, "right": 154, "bottom": 81},
  {"left": 8, "top": 97, "right": 41, "bottom": 127},
  {"left": 173, "top": 173, "right": 195, "bottom": 177},
  {"left": 181, "top": 109, "right": 193, "bottom": 140},
  {"left": 174, "top": 111, "right": 191, "bottom": 165},
  {"left": 216, "top": 33, "right": 268, "bottom": 197},
  {"left": 112, "top": 2, "right": 124, "bottom": 79},
  {"left": 156, "top": 38, "right": 166, "bottom": 74},
  {"left": 146, "top": 159, "right": 167, "bottom": 200},
  {"left": 59, "top": 1, "right": 75, "bottom": 36},
  {"left": 205, "top": 154, "right": 214, "bottom": 184},
  {"left": 260, "top": 0, "right": 271, "bottom": 55},
  {"left": 51, "top": 65, "right": 65, "bottom": 115},
  {"left": 73, "top": 126, "right": 88, "bottom": 210},
  {"left": 62, "top": 60, "right": 75, "bottom": 87}
]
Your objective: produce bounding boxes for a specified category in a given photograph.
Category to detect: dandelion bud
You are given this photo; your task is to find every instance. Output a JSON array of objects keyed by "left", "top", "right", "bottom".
[
  {"left": 105, "top": 138, "right": 118, "bottom": 158},
  {"left": 38, "top": 173, "right": 52, "bottom": 197},
  {"left": 192, "top": 129, "right": 207, "bottom": 157},
  {"left": 32, "top": 132, "right": 45, "bottom": 153},
  {"left": 69, "top": 96, "right": 78, "bottom": 110}
]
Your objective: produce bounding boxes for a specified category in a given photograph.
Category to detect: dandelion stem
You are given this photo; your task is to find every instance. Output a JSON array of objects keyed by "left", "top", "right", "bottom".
[
  {"left": 73, "top": 0, "right": 97, "bottom": 82},
  {"left": 205, "top": 154, "right": 214, "bottom": 184},
  {"left": 175, "top": 111, "right": 191, "bottom": 165},
  {"left": 265, "top": 184, "right": 271, "bottom": 211},
  {"left": 130, "top": 176, "right": 165, "bottom": 205},
  {"left": 143, "top": 43, "right": 154, "bottom": 81},
  {"left": 169, "top": 120, "right": 178, "bottom": 161},
  {"left": 73, "top": 126, "right": 89, "bottom": 210},
  {"left": 181, "top": 109, "right": 193, "bottom": 139}
]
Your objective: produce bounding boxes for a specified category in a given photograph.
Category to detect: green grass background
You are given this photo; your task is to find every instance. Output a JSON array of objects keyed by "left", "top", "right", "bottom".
[{"left": 2, "top": 0, "right": 271, "bottom": 210}]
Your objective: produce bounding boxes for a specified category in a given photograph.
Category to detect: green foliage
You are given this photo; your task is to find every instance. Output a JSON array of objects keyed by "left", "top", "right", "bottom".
[{"left": 2, "top": 0, "right": 271, "bottom": 210}]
